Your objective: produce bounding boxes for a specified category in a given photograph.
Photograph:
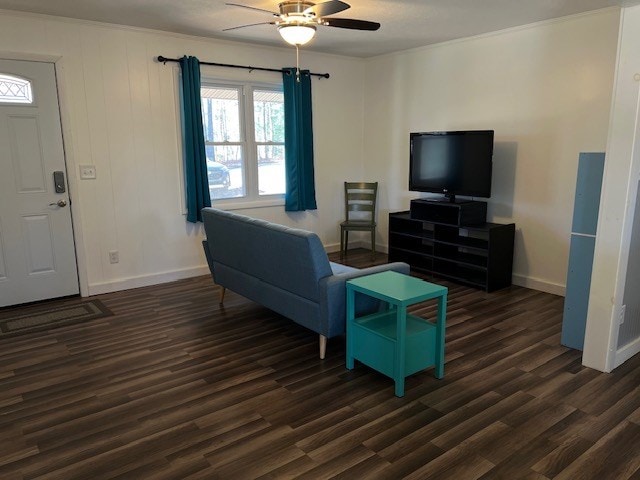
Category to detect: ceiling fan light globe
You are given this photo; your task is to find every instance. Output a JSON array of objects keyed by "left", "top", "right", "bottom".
[{"left": 278, "top": 24, "right": 316, "bottom": 45}]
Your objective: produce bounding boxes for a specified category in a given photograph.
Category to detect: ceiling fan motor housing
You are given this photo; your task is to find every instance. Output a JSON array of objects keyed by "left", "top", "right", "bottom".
[{"left": 279, "top": 1, "right": 316, "bottom": 16}]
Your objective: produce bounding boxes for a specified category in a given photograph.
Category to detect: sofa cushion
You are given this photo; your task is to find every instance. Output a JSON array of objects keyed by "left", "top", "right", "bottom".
[{"left": 330, "top": 262, "right": 358, "bottom": 275}]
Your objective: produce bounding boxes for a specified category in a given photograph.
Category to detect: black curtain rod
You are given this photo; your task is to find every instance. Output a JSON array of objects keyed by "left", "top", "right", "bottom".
[{"left": 156, "top": 56, "right": 330, "bottom": 79}]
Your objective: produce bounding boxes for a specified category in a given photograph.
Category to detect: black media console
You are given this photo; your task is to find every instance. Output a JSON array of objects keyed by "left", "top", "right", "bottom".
[{"left": 388, "top": 200, "right": 515, "bottom": 292}]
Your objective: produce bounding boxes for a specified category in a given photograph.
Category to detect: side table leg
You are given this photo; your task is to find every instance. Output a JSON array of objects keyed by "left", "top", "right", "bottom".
[
  {"left": 394, "top": 306, "right": 407, "bottom": 397},
  {"left": 346, "top": 287, "right": 355, "bottom": 370},
  {"left": 435, "top": 293, "right": 447, "bottom": 379}
]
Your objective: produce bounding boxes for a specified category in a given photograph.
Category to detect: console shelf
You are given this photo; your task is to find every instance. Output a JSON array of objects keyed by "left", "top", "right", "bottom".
[{"left": 388, "top": 210, "right": 515, "bottom": 292}]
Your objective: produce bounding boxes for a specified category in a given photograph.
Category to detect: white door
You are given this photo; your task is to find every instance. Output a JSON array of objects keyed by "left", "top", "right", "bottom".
[{"left": 0, "top": 59, "right": 78, "bottom": 307}]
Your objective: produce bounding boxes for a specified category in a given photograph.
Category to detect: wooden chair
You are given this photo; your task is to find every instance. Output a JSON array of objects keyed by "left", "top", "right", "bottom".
[{"left": 340, "top": 182, "right": 378, "bottom": 257}]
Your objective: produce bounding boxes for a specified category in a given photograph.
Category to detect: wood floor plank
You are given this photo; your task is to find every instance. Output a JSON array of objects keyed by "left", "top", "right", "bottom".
[
  {"left": 372, "top": 442, "right": 445, "bottom": 480},
  {"left": 409, "top": 451, "right": 494, "bottom": 480},
  {"left": 0, "top": 249, "right": 639, "bottom": 479},
  {"left": 380, "top": 392, "right": 503, "bottom": 462},
  {"left": 330, "top": 453, "right": 391, "bottom": 479},
  {"left": 531, "top": 434, "right": 594, "bottom": 478},
  {"left": 431, "top": 391, "right": 533, "bottom": 450},
  {"left": 554, "top": 420, "right": 640, "bottom": 480},
  {"left": 256, "top": 455, "right": 318, "bottom": 479}
]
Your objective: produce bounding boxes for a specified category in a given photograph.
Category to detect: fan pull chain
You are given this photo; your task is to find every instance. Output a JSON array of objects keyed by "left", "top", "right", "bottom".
[{"left": 296, "top": 44, "right": 301, "bottom": 82}]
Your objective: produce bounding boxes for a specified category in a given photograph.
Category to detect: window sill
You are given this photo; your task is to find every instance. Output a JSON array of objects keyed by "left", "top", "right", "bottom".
[{"left": 211, "top": 197, "right": 285, "bottom": 211}]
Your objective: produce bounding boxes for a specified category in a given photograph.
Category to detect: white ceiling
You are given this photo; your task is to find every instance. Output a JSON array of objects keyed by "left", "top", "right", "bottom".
[{"left": 1, "top": 0, "right": 639, "bottom": 57}]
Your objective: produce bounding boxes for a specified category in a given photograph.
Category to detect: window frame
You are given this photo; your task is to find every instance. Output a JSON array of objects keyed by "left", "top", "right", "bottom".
[{"left": 201, "top": 78, "right": 286, "bottom": 210}]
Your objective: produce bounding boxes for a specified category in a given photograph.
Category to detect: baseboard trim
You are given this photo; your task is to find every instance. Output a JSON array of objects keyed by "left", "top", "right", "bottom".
[
  {"left": 512, "top": 274, "right": 566, "bottom": 296},
  {"left": 333, "top": 243, "right": 564, "bottom": 296},
  {"left": 86, "top": 254, "right": 564, "bottom": 299},
  {"left": 614, "top": 337, "right": 640, "bottom": 369},
  {"left": 88, "top": 265, "right": 211, "bottom": 296},
  {"left": 324, "top": 242, "right": 342, "bottom": 254},
  {"left": 325, "top": 240, "right": 383, "bottom": 254}
]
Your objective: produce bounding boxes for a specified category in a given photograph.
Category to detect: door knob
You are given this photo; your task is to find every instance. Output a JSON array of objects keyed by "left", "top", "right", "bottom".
[{"left": 49, "top": 199, "right": 68, "bottom": 207}]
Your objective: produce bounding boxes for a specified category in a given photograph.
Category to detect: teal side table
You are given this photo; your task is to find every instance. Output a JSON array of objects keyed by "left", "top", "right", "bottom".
[{"left": 346, "top": 271, "right": 448, "bottom": 397}]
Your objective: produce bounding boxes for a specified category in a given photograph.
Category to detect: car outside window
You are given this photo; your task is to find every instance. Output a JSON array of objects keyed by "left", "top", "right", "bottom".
[{"left": 201, "top": 82, "right": 285, "bottom": 203}]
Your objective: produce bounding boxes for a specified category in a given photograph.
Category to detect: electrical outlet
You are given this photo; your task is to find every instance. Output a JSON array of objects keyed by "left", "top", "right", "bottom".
[
  {"left": 79, "top": 165, "right": 97, "bottom": 180},
  {"left": 109, "top": 250, "right": 119, "bottom": 264}
]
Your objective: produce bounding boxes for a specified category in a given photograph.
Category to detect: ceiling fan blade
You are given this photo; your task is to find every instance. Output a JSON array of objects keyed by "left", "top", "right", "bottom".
[
  {"left": 304, "top": 1, "right": 350, "bottom": 17},
  {"left": 223, "top": 21, "right": 275, "bottom": 31},
  {"left": 225, "top": 3, "right": 279, "bottom": 16},
  {"left": 322, "top": 18, "right": 381, "bottom": 31}
]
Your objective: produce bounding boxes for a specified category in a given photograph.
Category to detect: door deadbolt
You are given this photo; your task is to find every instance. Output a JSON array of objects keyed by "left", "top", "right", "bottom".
[{"left": 53, "top": 171, "right": 66, "bottom": 193}]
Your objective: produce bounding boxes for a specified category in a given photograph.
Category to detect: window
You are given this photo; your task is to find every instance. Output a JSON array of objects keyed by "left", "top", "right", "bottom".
[
  {"left": 201, "top": 81, "right": 285, "bottom": 203},
  {"left": 0, "top": 74, "right": 33, "bottom": 104}
]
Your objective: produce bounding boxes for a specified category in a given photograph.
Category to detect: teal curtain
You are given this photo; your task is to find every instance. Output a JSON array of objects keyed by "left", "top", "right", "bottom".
[
  {"left": 179, "top": 56, "right": 210, "bottom": 223},
  {"left": 282, "top": 68, "right": 317, "bottom": 211}
]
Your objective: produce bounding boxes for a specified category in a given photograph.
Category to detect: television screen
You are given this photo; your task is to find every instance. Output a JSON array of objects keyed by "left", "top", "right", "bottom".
[{"left": 409, "top": 130, "right": 494, "bottom": 199}]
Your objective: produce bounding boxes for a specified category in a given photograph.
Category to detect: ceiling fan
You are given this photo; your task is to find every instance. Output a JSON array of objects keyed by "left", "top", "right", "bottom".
[{"left": 224, "top": 1, "right": 381, "bottom": 46}]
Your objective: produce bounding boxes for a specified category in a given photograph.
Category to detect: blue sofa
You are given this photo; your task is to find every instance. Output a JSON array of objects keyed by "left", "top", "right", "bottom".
[{"left": 201, "top": 207, "right": 410, "bottom": 358}]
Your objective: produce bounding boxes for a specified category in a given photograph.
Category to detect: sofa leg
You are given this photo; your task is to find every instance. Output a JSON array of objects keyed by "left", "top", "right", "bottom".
[
  {"left": 219, "top": 286, "right": 226, "bottom": 305},
  {"left": 319, "top": 335, "right": 327, "bottom": 359}
]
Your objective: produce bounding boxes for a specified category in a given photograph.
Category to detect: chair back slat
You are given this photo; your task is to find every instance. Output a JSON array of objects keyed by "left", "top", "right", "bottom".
[
  {"left": 348, "top": 203, "right": 374, "bottom": 213},
  {"left": 344, "top": 182, "right": 378, "bottom": 223},
  {"left": 347, "top": 192, "right": 375, "bottom": 202}
]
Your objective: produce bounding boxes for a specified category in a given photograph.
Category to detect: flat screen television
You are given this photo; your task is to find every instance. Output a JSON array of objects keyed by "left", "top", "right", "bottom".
[{"left": 409, "top": 130, "right": 494, "bottom": 202}]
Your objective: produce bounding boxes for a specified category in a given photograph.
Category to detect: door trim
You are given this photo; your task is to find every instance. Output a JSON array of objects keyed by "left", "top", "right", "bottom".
[{"left": 0, "top": 52, "right": 90, "bottom": 298}]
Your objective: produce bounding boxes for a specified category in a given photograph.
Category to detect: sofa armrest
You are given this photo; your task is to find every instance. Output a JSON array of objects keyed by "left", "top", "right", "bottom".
[{"left": 318, "top": 262, "right": 410, "bottom": 338}]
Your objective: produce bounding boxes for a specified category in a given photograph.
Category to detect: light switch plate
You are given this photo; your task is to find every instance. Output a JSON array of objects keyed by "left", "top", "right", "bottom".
[{"left": 79, "top": 165, "right": 97, "bottom": 179}]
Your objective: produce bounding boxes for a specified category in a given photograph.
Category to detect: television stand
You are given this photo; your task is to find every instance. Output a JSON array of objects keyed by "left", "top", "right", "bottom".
[
  {"left": 420, "top": 196, "right": 473, "bottom": 204},
  {"left": 443, "top": 192, "right": 464, "bottom": 203},
  {"left": 389, "top": 201, "right": 515, "bottom": 292},
  {"left": 410, "top": 198, "right": 487, "bottom": 226}
]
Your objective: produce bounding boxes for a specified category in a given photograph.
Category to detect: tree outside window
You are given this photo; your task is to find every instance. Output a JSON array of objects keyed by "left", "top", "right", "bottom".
[{"left": 201, "top": 82, "right": 285, "bottom": 201}]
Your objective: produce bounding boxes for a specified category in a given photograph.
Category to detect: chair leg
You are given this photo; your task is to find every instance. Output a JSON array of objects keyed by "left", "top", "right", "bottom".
[
  {"left": 344, "top": 231, "right": 349, "bottom": 255},
  {"left": 371, "top": 229, "right": 376, "bottom": 257},
  {"left": 219, "top": 286, "right": 226, "bottom": 305},
  {"left": 319, "top": 335, "right": 327, "bottom": 359},
  {"left": 340, "top": 227, "right": 344, "bottom": 259}
]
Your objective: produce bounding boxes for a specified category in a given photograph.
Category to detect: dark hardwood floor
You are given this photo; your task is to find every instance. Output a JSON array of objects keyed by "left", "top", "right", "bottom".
[{"left": 1, "top": 249, "right": 639, "bottom": 479}]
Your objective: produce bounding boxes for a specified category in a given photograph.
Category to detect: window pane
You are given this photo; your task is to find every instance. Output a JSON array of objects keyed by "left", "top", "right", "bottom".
[
  {"left": 257, "top": 145, "right": 285, "bottom": 195},
  {"left": 205, "top": 145, "right": 245, "bottom": 200},
  {"left": 201, "top": 86, "right": 241, "bottom": 143},
  {"left": 0, "top": 74, "right": 33, "bottom": 104},
  {"left": 253, "top": 90, "right": 284, "bottom": 143}
]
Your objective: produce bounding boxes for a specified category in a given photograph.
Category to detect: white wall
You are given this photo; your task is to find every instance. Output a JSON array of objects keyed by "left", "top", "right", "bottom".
[
  {"left": 363, "top": 9, "right": 620, "bottom": 295},
  {"left": 584, "top": 5, "right": 640, "bottom": 372},
  {"left": 0, "top": 11, "right": 365, "bottom": 295}
]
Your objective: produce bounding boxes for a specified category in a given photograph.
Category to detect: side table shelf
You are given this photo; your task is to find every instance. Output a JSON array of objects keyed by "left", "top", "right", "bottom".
[{"left": 350, "top": 311, "right": 437, "bottom": 379}]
